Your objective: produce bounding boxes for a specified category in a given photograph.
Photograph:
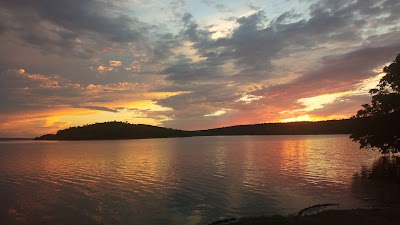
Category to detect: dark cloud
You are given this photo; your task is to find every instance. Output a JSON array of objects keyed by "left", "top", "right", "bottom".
[
  {"left": 305, "top": 45, "right": 400, "bottom": 81},
  {"left": 1, "top": 0, "right": 400, "bottom": 133},
  {"left": 163, "top": 11, "right": 278, "bottom": 84},
  {"left": 251, "top": 44, "right": 400, "bottom": 106},
  {"left": 162, "top": 55, "right": 224, "bottom": 83},
  {"left": 2, "top": 0, "right": 146, "bottom": 41},
  {"left": 0, "top": 69, "right": 81, "bottom": 113},
  {"left": 218, "top": 11, "right": 276, "bottom": 70},
  {"left": 0, "top": 0, "right": 148, "bottom": 57},
  {"left": 0, "top": 69, "right": 152, "bottom": 114},
  {"left": 310, "top": 0, "right": 400, "bottom": 25},
  {"left": 156, "top": 0, "right": 400, "bottom": 128},
  {"left": 0, "top": 0, "right": 184, "bottom": 88},
  {"left": 149, "top": 33, "right": 181, "bottom": 63},
  {"left": 157, "top": 84, "right": 240, "bottom": 117},
  {"left": 181, "top": 13, "right": 215, "bottom": 53},
  {"left": 167, "top": 0, "right": 398, "bottom": 85},
  {"left": 273, "top": 10, "right": 302, "bottom": 24}
]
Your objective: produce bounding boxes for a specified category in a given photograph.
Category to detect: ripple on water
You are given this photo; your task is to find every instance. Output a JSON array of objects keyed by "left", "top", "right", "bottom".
[{"left": 0, "top": 136, "right": 383, "bottom": 225}]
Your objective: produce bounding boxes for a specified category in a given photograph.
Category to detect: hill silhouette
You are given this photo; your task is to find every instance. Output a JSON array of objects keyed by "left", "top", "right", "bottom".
[
  {"left": 197, "top": 119, "right": 365, "bottom": 136},
  {"left": 35, "top": 122, "right": 192, "bottom": 140},
  {"left": 35, "top": 118, "right": 366, "bottom": 140}
]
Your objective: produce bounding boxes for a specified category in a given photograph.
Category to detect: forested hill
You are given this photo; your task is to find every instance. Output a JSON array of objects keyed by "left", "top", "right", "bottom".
[
  {"left": 197, "top": 118, "right": 365, "bottom": 136},
  {"left": 34, "top": 122, "right": 192, "bottom": 140},
  {"left": 35, "top": 119, "right": 366, "bottom": 140}
]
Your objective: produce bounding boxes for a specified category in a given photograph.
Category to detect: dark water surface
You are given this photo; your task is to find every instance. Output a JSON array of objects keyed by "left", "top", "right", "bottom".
[{"left": 0, "top": 135, "right": 397, "bottom": 225}]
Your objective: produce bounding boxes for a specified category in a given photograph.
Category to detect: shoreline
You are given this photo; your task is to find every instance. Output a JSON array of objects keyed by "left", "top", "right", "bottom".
[
  {"left": 34, "top": 120, "right": 361, "bottom": 140},
  {"left": 211, "top": 207, "right": 400, "bottom": 225}
]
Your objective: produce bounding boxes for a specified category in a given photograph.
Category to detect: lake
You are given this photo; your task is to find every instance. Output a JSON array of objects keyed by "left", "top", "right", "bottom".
[{"left": 0, "top": 135, "right": 397, "bottom": 225}]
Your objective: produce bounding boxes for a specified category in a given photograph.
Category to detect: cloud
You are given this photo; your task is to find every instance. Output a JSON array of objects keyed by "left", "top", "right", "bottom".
[
  {"left": 307, "top": 95, "right": 372, "bottom": 118},
  {"left": 0, "top": 69, "right": 81, "bottom": 113},
  {"left": 96, "top": 66, "right": 109, "bottom": 73},
  {"left": 251, "top": 44, "right": 400, "bottom": 101},
  {"left": 0, "top": 0, "right": 146, "bottom": 41},
  {"left": 0, "top": 69, "right": 161, "bottom": 114},
  {"left": 1, "top": 0, "right": 400, "bottom": 135},
  {"left": 166, "top": 0, "right": 400, "bottom": 86},
  {"left": 0, "top": 0, "right": 181, "bottom": 89},
  {"left": 0, "top": 0, "right": 153, "bottom": 60},
  {"left": 75, "top": 105, "right": 119, "bottom": 113},
  {"left": 202, "top": 0, "right": 232, "bottom": 13},
  {"left": 153, "top": 0, "right": 400, "bottom": 129},
  {"left": 109, "top": 60, "right": 122, "bottom": 67},
  {"left": 156, "top": 84, "right": 241, "bottom": 117}
]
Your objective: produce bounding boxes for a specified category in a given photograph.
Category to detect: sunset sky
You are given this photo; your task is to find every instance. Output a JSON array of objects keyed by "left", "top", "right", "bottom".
[{"left": 1, "top": 0, "right": 399, "bottom": 137}]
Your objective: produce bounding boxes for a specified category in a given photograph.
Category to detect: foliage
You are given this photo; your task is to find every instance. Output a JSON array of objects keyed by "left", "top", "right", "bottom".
[
  {"left": 35, "top": 119, "right": 366, "bottom": 141},
  {"left": 198, "top": 119, "right": 363, "bottom": 136},
  {"left": 350, "top": 53, "right": 400, "bottom": 153},
  {"left": 35, "top": 122, "right": 192, "bottom": 140}
]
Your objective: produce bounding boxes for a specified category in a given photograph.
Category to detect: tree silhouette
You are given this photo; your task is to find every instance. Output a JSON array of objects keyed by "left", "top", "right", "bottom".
[{"left": 350, "top": 53, "right": 400, "bottom": 153}]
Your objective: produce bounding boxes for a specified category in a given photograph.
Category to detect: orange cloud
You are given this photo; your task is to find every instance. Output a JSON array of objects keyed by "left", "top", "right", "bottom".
[
  {"left": 109, "top": 60, "right": 122, "bottom": 67},
  {"left": 96, "top": 65, "right": 111, "bottom": 73},
  {"left": 17, "top": 68, "right": 25, "bottom": 74},
  {"left": 0, "top": 69, "right": 187, "bottom": 137}
]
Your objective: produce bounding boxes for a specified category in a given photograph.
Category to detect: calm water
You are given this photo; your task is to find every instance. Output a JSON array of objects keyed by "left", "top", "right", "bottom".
[{"left": 0, "top": 135, "right": 396, "bottom": 225}]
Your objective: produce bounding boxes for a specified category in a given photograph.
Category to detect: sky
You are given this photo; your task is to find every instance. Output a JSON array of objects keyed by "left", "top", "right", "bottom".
[{"left": 0, "top": 0, "right": 399, "bottom": 137}]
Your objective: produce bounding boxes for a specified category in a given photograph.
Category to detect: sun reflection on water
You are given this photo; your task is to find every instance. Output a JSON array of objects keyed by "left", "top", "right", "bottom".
[{"left": 0, "top": 136, "right": 383, "bottom": 225}]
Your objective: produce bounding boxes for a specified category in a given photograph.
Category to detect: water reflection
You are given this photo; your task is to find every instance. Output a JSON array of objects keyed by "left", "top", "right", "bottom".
[
  {"left": 281, "top": 138, "right": 308, "bottom": 175},
  {"left": 352, "top": 156, "right": 400, "bottom": 207},
  {"left": 0, "top": 136, "right": 384, "bottom": 225}
]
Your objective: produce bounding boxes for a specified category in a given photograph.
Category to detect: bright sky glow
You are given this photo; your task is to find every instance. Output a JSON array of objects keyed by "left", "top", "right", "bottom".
[{"left": 280, "top": 115, "right": 314, "bottom": 123}]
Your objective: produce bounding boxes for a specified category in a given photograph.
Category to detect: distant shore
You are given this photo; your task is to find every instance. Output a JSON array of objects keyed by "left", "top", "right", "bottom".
[
  {"left": 211, "top": 207, "right": 400, "bottom": 225},
  {"left": 35, "top": 119, "right": 365, "bottom": 141}
]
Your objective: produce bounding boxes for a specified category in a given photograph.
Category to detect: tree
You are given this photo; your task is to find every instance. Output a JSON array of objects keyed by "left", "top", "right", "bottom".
[{"left": 350, "top": 53, "right": 400, "bottom": 154}]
